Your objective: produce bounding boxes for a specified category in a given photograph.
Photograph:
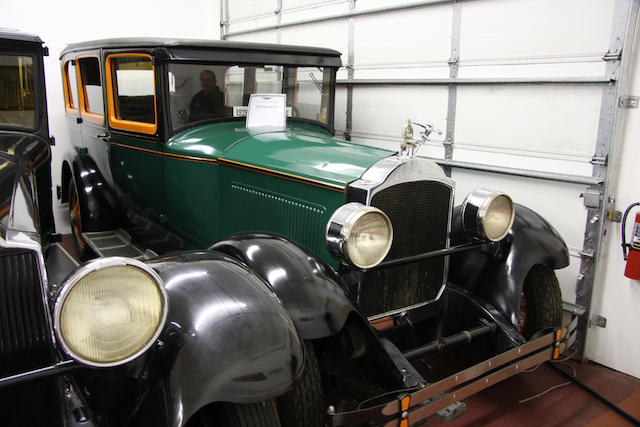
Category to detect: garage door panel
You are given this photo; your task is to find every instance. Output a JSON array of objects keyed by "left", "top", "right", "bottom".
[
  {"left": 351, "top": 86, "right": 449, "bottom": 141},
  {"left": 460, "top": 0, "right": 615, "bottom": 60},
  {"left": 354, "top": 7, "right": 452, "bottom": 68},
  {"left": 455, "top": 85, "right": 602, "bottom": 162},
  {"left": 280, "top": 21, "right": 349, "bottom": 58}
]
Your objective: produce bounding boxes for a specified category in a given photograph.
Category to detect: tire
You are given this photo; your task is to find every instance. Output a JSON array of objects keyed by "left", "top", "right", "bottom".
[
  {"left": 518, "top": 265, "right": 563, "bottom": 339},
  {"left": 68, "top": 178, "right": 93, "bottom": 260},
  {"left": 277, "top": 341, "right": 324, "bottom": 427},
  {"left": 188, "top": 401, "right": 281, "bottom": 427}
]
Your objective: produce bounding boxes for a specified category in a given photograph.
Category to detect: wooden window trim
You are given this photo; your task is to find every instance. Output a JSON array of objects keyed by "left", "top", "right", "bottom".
[
  {"left": 62, "top": 61, "right": 78, "bottom": 113},
  {"left": 105, "top": 53, "right": 157, "bottom": 134},
  {"left": 76, "top": 55, "right": 104, "bottom": 123}
]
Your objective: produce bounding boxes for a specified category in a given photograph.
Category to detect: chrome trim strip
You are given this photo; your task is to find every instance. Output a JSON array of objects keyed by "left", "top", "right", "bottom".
[
  {"left": 366, "top": 283, "right": 447, "bottom": 321},
  {"left": 53, "top": 257, "right": 169, "bottom": 368},
  {"left": 350, "top": 155, "right": 453, "bottom": 205}
]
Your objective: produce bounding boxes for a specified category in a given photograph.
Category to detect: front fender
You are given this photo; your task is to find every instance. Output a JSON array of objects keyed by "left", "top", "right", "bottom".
[
  {"left": 449, "top": 203, "right": 569, "bottom": 327},
  {"left": 147, "top": 251, "right": 303, "bottom": 426},
  {"left": 210, "top": 233, "right": 354, "bottom": 340}
]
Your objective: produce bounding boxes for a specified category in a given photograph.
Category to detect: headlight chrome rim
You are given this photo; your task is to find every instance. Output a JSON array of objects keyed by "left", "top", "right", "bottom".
[
  {"left": 54, "top": 257, "right": 168, "bottom": 368},
  {"left": 462, "top": 189, "right": 515, "bottom": 242},
  {"left": 326, "top": 202, "right": 393, "bottom": 269}
]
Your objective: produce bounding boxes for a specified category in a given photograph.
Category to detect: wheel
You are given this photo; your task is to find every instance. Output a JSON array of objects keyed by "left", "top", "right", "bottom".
[
  {"left": 68, "top": 178, "right": 93, "bottom": 260},
  {"left": 277, "top": 341, "right": 324, "bottom": 427},
  {"left": 517, "top": 265, "right": 563, "bottom": 339},
  {"left": 187, "top": 401, "right": 281, "bottom": 427}
]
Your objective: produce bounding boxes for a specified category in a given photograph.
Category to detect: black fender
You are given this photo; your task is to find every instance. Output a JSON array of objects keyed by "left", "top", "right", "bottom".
[
  {"left": 448, "top": 203, "right": 569, "bottom": 327},
  {"left": 145, "top": 251, "right": 304, "bottom": 426},
  {"left": 62, "top": 147, "right": 128, "bottom": 231},
  {"left": 210, "top": 233, "right": 354, "bottom": 340}
]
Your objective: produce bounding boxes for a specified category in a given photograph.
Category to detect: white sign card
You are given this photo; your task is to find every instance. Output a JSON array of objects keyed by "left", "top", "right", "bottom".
[{"left": 246, "top": 94, "right": 287, "bottom": 130}]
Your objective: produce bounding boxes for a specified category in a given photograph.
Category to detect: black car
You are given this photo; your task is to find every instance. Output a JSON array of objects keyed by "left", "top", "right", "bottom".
[{"left": 2, "top": 32, "right": 570, "bottom": 427}]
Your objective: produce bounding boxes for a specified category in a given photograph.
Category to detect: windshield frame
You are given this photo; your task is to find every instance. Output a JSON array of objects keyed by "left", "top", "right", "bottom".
[{"left": 163, "top": 60, "right": 337, "bottom": 137}]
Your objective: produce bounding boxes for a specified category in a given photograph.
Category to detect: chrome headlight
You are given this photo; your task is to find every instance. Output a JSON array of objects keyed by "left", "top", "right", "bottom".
[
  {"left": 54, "top": 257, "right": 168, "bottom": 367},
  {"left": 461, "top": 189, "right": 515, "bottom": 242},
  {"left": 326, "top": 202, "right": 393, "bottom": 269}
]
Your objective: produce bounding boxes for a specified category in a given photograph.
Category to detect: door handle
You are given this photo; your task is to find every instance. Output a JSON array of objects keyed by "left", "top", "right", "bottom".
[{"left": 97, "top": 133, "right": 111, "bottom": 142}]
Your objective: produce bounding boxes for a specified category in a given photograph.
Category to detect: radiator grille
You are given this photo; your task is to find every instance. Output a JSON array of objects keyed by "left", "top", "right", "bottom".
[
  {"left": 0, "top": 248, "right": 61, "bottom": 425},
  {"left": 0, "top": 248, "right": 55, "bottom": 375},
  {"left": 360, "top": 181, "right": 451, "bottom": 317}
]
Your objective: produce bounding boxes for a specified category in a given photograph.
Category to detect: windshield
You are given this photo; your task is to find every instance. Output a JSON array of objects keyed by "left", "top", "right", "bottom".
[
  {"left": 0, "top": 54, "right": 35, "bottom": 129},
  {"left": 168, "top": 63, "right": 332, "bottom": 131}
]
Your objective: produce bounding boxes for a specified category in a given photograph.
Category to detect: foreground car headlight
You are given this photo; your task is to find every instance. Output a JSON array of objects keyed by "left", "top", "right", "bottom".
[
  {"left": 54, "top": 257, "right": 168, "bottom": 367},
  {"left": 326, "top": 203, "right": 393, "bottom": 269},
  {"left": 462, "top": 189, "right": 515, "bottom": 242}
]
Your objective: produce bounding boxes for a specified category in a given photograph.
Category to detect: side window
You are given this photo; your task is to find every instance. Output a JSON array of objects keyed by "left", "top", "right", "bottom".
[
  {"left": 77, "top": 57, "right": 104, "bottom": 116},
  {"left": 63, "top": 60, "right": 79, "bottom": 112},
  {"left": 0, "top": 54, "right": 35, "bottom": 128},
  {"left": 106, "top": 54, "right": 156, "bottom": 134}
]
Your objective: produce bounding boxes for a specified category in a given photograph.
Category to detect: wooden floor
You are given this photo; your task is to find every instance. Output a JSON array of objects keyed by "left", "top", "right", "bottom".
[
  {"left": 430, "top": 359, "right": 640, "bottom": 426},
  {"left": 59, "top": 234, "right": 640, "bottom": 426}
]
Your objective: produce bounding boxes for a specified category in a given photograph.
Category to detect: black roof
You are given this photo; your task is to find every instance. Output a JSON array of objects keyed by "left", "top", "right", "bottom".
[
  {"left": 60, "top": 37, "right": 342, "bottom": 58},
  {"left": 0, "top": 28, "right": 43, "bottom": 44}
]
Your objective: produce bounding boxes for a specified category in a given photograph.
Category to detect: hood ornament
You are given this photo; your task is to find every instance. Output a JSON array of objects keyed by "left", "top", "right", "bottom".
[{"left": 399, "top": 119, "right": 441, "bottom": 158}]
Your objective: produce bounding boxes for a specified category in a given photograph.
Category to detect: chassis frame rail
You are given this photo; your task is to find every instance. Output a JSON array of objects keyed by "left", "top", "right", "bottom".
[{"left": 327, "top": 329, "right": 564, "bottom": 426}]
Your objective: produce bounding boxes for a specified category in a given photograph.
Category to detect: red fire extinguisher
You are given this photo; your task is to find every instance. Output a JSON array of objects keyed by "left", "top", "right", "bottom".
[{"left": 622, "top": 202, "right": 640, "bottom": 280}]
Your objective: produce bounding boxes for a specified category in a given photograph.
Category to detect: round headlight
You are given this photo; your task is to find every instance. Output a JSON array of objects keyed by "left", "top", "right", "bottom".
[
  {"left": 326, "top": 203, "right": 393, "bottom": 269},
  {"left": 54, "top": 257, "right": 168, "bottom": 367},
  {"left": 462, "top": 189, "right": 515, "bottom": 242}
]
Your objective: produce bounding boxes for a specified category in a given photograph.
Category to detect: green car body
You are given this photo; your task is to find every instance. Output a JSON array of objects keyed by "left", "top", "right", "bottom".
[{"left": 160, "top": 121, "right": 391, "bottom": 265}]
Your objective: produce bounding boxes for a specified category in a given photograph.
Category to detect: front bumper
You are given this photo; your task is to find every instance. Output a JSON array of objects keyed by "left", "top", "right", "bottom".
[{"left": 328, "top": 329, "right": 565, "bottom": 426}]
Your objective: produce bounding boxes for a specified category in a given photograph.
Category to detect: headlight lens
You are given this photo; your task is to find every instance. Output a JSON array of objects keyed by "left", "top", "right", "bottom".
[
  {"left": 326, "top": 203, "right": 393, "bottom": 269},
  {"left": 55, "top": 258, "right": 168, "bottom": 367},
  {"left": 462, "top": 189, "right": 515, "bottom": 242}
]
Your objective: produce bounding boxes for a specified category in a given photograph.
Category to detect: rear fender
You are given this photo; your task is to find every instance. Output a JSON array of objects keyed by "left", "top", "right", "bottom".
[
  {"left": 449, "top": 203, "right": 569, "bottom": 327},
  {"left": 210, "top": 233, "right": 354, "bottom": 339},
  {"left": 63, "top": 148, "right": 127, "bottom": 231},
  {"left": 147, "top": 251, "right": 304, "bottom": 426}
]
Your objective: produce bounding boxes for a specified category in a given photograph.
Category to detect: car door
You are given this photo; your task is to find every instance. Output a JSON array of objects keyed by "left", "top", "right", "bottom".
[
  {"left": 103, "top": 52, "right": 164, "bottom": 220},
  {"left": 74, "top": 54, "right": 114, "bottom": 185},
  {"left": 61, "top": 59, "right": 83, "bottom": 152}
]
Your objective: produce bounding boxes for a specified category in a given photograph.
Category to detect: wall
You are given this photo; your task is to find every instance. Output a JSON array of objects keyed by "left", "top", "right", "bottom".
[
  {"left": 586, "top": 12, "right": 640, "bottom": 378},
  {"left": 222, "top": 0, "right": 640, "bottom": 378},
  {"left": 1, "top": 0, "right": 220, "bottom": 233}
]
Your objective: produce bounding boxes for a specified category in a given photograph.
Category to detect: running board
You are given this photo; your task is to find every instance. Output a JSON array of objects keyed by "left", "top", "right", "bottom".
[{"left": 82, "top": 229, "right": 157, "bottom": 260}]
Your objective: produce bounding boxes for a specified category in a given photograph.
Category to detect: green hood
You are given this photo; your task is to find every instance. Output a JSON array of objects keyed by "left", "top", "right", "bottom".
[{"left": 167, "top": 122, "right": 393, "bottom": 187}]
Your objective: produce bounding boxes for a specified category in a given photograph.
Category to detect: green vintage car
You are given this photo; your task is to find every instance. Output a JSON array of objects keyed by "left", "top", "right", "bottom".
[{"left": 58, "top": 38, "right": 570, "bottom": 426}]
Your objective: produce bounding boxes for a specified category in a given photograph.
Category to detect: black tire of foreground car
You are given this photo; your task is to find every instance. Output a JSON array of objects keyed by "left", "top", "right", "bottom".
[
  {"left": 278, "top": 341, "right": 325, "bottom": 427},
  {"left": 519, "top": 264, "right": 563, "bottom": 339},
  {"left": 189, "top": 401, "right": 281, "bottom": 426},
  {"left": 68, "top": 178, "right": 93, "bottom": 260}
]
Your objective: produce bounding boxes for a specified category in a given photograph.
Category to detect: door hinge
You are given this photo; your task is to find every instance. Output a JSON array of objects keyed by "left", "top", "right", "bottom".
[
  {"left": 589, "top": 315, "right": 607, "bottom": 329},
  {"left": 580, "top": 189, "right": 601, "bottom": 209},
  {"left": 619, "top": 96, "right": 639, "bottom": 109},
  {"left": 606, "top": 210, "right": 622, "bottom": 222},
  {"left": 603, "top": 50, "right": 622, "bottom": 61}
]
